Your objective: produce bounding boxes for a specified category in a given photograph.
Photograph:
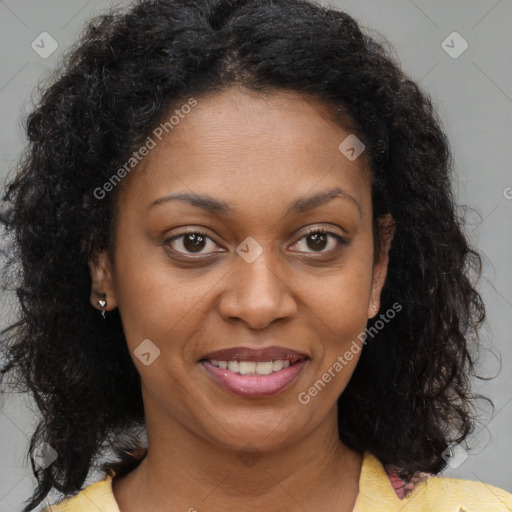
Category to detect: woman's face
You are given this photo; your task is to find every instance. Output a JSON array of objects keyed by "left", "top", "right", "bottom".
[{"left": 90, "top": 86, "right": 393, "bottom": 453}]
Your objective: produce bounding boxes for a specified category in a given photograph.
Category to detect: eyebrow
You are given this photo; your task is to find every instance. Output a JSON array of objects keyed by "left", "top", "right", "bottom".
[{"left": 149, "top": 186, "right": 362, "bottom": 218}]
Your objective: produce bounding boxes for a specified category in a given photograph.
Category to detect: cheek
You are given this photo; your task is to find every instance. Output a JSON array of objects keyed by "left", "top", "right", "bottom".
[
  {"left": 301, "top": 251, "right": 373, "bottom": 329},
  {"left": 299, "top": 272, "right": 370, "bottom": 406},
  {"left": 298, "top": 243, "right": 374, "bottom": 369},
  {"left": 112, "top": 240, "right": 221, "bottom": 357}
]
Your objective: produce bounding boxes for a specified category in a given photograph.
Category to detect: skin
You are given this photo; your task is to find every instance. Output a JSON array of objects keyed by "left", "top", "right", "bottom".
[{"left": 89, "top": 85, "right": 394, "bottom": 512}]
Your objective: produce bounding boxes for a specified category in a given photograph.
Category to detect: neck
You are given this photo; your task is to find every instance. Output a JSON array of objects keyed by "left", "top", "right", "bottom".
[{"left": 112, "top": 408, "right": 362, "bottom": 512}]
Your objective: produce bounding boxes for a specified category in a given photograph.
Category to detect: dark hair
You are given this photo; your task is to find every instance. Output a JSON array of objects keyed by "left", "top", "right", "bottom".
[{"left": 1, "top": 0, "right": 492, "bottom": 510}]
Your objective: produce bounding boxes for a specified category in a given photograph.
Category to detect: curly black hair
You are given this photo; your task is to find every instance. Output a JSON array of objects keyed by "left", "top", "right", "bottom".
[{"left": 1, "top": 0, "right": 492, "bottom": 510}]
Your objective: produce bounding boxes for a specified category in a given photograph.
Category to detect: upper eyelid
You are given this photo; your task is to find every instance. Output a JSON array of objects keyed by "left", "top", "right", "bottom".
[
  {"left": 166, "top": 227, "right": 345, "bottom": 253},
  {"left": 167, "top": 226, "right": 344, "bottom": 242}
]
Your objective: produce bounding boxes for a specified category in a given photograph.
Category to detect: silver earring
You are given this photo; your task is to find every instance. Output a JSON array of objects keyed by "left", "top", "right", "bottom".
[
  {"left": 97, "top": 292, "right": 107, "bottom": 319},
  {"left": 372, "top": 304, "right": 377, "bottom": 312}
]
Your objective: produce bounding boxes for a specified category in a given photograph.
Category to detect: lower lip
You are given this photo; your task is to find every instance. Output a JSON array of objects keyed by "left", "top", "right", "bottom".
[{"left": 201, "top": 360, "right": 307, "bottom": 398}]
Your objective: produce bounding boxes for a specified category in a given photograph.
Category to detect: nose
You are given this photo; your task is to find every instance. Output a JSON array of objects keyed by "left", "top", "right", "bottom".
[{"left": 218, "top": 245, "right": 297, "bottom": 330}]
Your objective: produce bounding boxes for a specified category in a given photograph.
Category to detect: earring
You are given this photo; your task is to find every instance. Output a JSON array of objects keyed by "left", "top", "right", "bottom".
[
  {"left": 97, "top": 292, "right": 107, "bottom": 319},
  {"left": 372, "top": 304, "right": 378, "bottom": 312}
]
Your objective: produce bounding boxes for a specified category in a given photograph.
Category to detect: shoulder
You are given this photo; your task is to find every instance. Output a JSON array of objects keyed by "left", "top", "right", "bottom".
[
  {"left": 42, "top": 473, "right": 120, "bottom": 512},
  {"left": 417, "top": 473, "right": 512, "bottom": 511},
  {"left": 357, "top": 451, "right": 512, "bottom": 511}
]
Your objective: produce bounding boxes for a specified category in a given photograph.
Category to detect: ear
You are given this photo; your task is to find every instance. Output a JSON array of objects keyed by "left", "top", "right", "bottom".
[
  {"left": 88, "top": 249, "right": 118, "bottom": 312},
  {"left": 368, "top": 214, "right": 395, "bottom": 318}
]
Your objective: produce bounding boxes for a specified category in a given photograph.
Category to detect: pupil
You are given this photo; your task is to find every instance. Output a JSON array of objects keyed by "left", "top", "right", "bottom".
[
  {"left": 308, "top": 233, "right": 326, "bottom": 251},
  {"left": 184, "top": 234, "right": 205, "bottom": 253},
  {"left": 182, "top": 233, "right": 327, "bottom": 253}
]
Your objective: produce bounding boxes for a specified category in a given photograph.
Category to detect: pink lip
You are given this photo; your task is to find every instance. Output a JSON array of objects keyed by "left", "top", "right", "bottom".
[{"left": 201, "top": 359, "right": 307, "bottom": 398}]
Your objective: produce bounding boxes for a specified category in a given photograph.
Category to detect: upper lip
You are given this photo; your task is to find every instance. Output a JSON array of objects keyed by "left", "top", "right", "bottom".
[{"left": 200, "top": 345, "right": 309, "bottom": 363}]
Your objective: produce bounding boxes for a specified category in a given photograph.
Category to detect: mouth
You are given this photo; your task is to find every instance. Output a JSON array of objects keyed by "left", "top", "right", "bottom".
[
  {"left": 200, "top": 346, "right": 308, "bottom": 375},
  {"left": 199, "top": 346, "right": 309, "bottom": 397}
]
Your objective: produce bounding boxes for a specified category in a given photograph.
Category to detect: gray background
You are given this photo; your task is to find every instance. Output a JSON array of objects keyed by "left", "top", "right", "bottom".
[{"left": 1, "top": 0, "right": 511, "bottom": 510}]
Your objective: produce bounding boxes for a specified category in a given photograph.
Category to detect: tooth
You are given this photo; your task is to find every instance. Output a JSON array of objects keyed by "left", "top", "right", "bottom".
[
  {"left": 255, "top": 362, "right": 273, "bottom": 375},
  {"left": 217, "top": 359, "right": 292, "bottom": 374},
  {"left": 272, "top": 360, "right": 284, "bottom": 371},
  {"left": 238, "top": 361, "right": 256, "bottom": 375}
]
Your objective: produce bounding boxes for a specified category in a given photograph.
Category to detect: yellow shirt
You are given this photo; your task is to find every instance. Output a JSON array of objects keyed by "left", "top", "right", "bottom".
[{"left": 43, "top": 451, "right": 512, "bottom": 511}]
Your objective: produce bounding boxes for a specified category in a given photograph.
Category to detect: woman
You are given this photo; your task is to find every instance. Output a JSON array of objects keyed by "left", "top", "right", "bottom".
[{"left": 1, "top": 0, "right": 511, "bottom": 511}]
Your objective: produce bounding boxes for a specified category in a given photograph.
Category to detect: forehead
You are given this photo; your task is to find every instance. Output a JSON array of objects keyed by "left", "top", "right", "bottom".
[
  {"left": 152, "top": 86, "right": 362, "bottom": 161},
  {"left": 118, "top": 86, "right": 372, "bottom": 219}
]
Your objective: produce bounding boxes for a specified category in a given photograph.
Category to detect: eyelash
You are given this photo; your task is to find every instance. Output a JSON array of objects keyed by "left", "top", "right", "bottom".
[{"left": 164, "top": 227, "right": 348, "bottom": 257}]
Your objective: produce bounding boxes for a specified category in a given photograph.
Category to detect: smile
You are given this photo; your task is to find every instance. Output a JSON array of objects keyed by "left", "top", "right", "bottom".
[{"left": 201, "top": 356, "right": 307, "bottom": 398}]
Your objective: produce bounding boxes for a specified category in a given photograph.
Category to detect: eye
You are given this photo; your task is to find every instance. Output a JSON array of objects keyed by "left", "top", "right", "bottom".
[
  {"left": 165, "top": 229, "right": 222, "bottom": 256},
  {"left": 165, "top": 226, "right": 348, "bottom": 258},
  {"left": 290, "top": 227, "right": 348, "bottom": 254}
]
